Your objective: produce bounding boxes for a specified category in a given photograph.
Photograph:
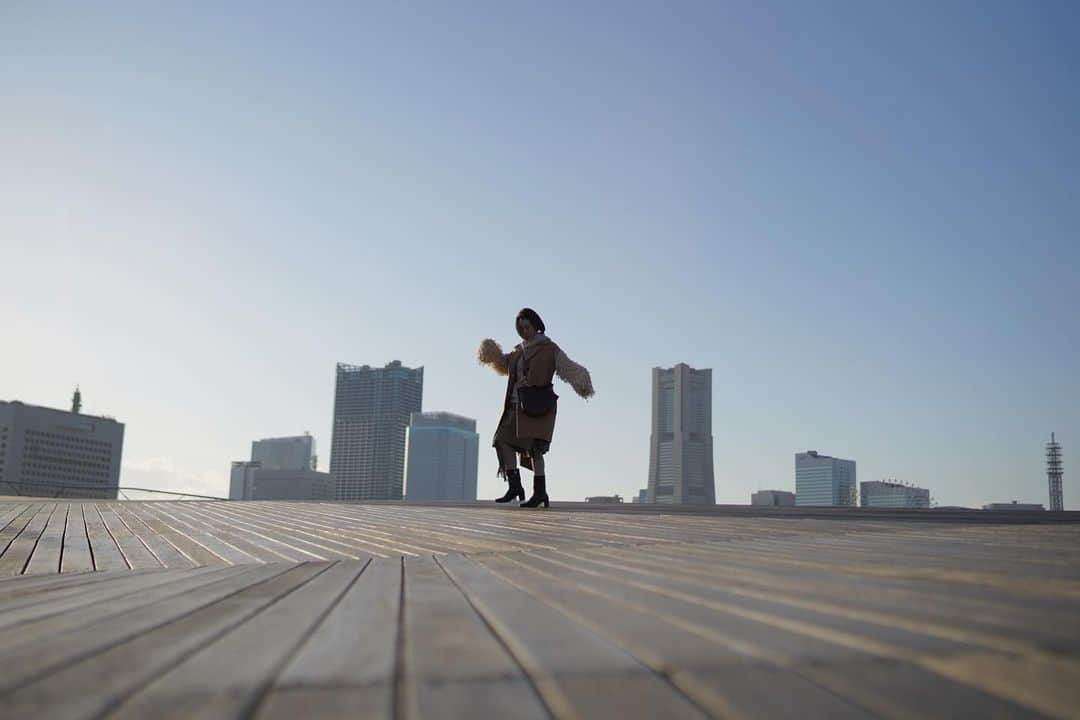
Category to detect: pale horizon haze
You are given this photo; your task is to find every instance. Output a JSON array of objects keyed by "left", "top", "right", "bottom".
[{"left": 3, "top": 2, "right": 1078, "bottom": 508}]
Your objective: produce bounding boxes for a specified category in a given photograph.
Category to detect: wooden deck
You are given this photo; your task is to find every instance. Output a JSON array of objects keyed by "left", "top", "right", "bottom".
[{"left": 1, "top": 500, "right": 1078, "bottom": 718}]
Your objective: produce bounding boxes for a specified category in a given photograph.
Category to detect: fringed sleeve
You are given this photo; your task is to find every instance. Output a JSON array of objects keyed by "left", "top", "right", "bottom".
[
  {"left": 478, "top": 338, "right": 511, "bottom": 376},
  {"left": 555, "top": 348, "right": 595, "bottom": 399}
]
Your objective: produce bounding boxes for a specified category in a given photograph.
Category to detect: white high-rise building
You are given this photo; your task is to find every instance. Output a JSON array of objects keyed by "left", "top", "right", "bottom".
[
  {"left": 252, "top": 435, "right": 316, "bottom": 471},
  {"left": 404, "top": 412, "right": 479, "bottom": 501},
  {"left": 646, "top": 364, "right": 715, "bottom": 505},
  {"left": 330, "top": 361, "right": 423, "bottom": 501},
  {"left": 0, "top": 399, "right": 125, "bottom": 499},
  {"left": 796, "top": 451, "right": 856, "bottom": 506}
]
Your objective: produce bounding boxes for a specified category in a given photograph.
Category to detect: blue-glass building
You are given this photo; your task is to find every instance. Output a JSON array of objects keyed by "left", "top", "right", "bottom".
[{"left": 404, "top": 412, "right": 478, "bottom": 501}]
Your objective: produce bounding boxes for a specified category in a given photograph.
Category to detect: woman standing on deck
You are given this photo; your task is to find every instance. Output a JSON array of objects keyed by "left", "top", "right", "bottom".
[{"left": 478, "top": 308, "right": 594, "bottom": 508}]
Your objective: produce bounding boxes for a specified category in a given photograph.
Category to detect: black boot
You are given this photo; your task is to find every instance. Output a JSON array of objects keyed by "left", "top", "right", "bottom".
[
  {"left": 520, "top": 475, "right": 549, "bottom": 508},
  {"left": 496, "top": 468, "right": 525, "bottom": 503}
]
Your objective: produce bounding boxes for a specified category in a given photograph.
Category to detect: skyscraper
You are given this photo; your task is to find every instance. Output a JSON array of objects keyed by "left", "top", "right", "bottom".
[
  {"left": 796, "top": 450, "right": 856, "bottom": 506},
  {"left": 646, "top": 364, "right": 714, "bottom": 505},
  {"left": 330, "top": 361, "right": 423, "bottom": 501},
  {"left": 404, "top": 412, "right": 478, "bottom": 501},
  {"left": 252, "top": 434, "right": 316, "bottom": 471}
]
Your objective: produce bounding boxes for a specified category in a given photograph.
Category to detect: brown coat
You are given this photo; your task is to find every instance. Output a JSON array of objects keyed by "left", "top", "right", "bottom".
[{"left": 501, "top": 340, "right": 559, "bottom": 443}]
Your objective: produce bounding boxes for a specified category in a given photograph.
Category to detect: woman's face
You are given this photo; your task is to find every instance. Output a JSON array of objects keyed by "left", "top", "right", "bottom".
[{"left": 517, "top": 317, "right": 536, "bottom": 342}]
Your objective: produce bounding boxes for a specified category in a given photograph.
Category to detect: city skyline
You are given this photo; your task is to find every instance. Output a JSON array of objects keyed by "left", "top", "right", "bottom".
[
  {"left": 2, "top": 3, "right": 1077, "bottom": 508},
  {"left": 0, "top": 377, "right": 1068, "bottom": 508}
]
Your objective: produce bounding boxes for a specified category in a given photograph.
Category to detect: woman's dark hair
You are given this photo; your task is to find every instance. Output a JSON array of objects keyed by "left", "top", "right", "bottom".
[{"left": 515, "top": 308, "right": 545, "bottom": 337}]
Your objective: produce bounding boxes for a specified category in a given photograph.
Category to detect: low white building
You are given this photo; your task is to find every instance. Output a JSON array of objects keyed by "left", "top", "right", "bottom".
[
  {"left": 860, "top": 480, "right": 930, "bottom": 509},
  {"left": 229, "top": 461, "right": 332, "bottom": 501},
  {"left": 251, "top": 434, "right": 317, "bottom": 471},
  {"left": 983, "top": 501, "right": 1044, "bottom": 511},
  {"left": 751, "top": 490, "right": 795, "bottom": 506}
]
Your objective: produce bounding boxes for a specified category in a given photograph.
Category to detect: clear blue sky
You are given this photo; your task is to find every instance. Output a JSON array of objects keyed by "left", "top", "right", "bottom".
[{"left": 3, "top": 1, "right": 1078, "bottom": 507}]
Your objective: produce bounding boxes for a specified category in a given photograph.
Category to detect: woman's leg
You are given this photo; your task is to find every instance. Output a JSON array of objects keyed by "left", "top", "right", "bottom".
[
  {"left": 521, "top": 449, "right": 549, "bottom": 508},
  {"left": 496, "top": 442, "right": 518, "bottom": 473},
  {"left": 495, "top": 442, "right": 524, "bottom": 502}
]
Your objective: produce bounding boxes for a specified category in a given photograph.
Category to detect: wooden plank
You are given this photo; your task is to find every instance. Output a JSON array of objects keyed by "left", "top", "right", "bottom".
[
  {"left": 0, "top": 502, "right": 32, "bottom": 535},
  {"left": 395, "top": 555, "right": 548, "bottom": 719},
  {"left": 123, "top": 504, "right": 226, "bottom": 567},
  {"left": 109, "top": 561, "right": 364, "bottom": 719},
  {"left": 168, "top": 504, "right": 322, "bottom": 563},
  {"left": 207, "top": 503, "right": 394, "bottom": 559},
  {"left": 258, "top": 558, "right": 399, "bottom": 719},
  {"left": 490, "top": 551, "right": 865, "bottom": 665},
  {"left": 24, "top": 503, "right": 68, "bottom": 575},
  {"left": 139, "top": 504, "right": 257, "bottom": 565},
  {"left": 800, "top": 657, "right": 1048, "bottom": 720},
  {"left": 0, "top": 568, "right": 120, "bottom": 603},
  {"left": 0, "top": 569, "right": 189, "bottom": 626},
  {"left": 0, "top": 503, "right": 56, "bottom": 576},
  {"left": 600, "top": 543, "right": 1080, "bottom": 650},
  {"left": 0, "top": 504, "right": 51, "bottom": 576},
  {"left": 0, "top": 563, "right": 294, "bottom": 695},
  {"left": 475, "top": 550, "right": 757, "bottom": 662},
  {"left": 0, "top": 567, "right": 228, "bottom": 648},
  {"left": 113, "top": 504, "right": 196, "bottom": 569},
  {"left": 84, "top": 504, "right": 129, "bottom": 571},
  {"left": 98, "top": 506, "right": 163, "bottom": 570},
  {"left": 61, "top": 504, "right": 96, "bottom": 574},
  {"left": 2, "top": 564, "right": 328, "bottom": 720},
  {"left": 438, "top": 553, "right": 708, "bottom": 719}
]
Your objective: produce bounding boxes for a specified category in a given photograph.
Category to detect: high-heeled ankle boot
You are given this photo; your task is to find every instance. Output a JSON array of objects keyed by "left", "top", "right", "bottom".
[
  {"left": 520, "top": 475, "right": 549, "bottom": 508},
  {"left": 496, "top": 468, "right": 525, "bottom": 503}
]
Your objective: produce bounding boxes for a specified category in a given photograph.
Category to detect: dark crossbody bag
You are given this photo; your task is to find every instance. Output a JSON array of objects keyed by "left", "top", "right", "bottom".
[{"left": 518, "top": 383, "right": 558, "bottom": 417}]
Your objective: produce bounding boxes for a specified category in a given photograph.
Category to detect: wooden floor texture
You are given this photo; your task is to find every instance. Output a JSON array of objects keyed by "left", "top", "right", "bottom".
[{"left": 1, "top": 499, "right": 1078, "bottom": 719}]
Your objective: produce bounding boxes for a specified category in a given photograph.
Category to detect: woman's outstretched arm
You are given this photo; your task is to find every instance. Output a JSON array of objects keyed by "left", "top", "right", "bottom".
[
  {"left": 478, "top": 338, "right": 512, "bottom": 376},
  {"left": 555, "top": 348, "right": 595, "bottom": 398}
]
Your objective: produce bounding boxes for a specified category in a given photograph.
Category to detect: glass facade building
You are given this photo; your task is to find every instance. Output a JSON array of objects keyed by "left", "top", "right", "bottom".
[
  {"left": 795, "top": 450, "right": 856, "bottom": 507},
  {"left": 404, "top": 412, "right": 478, "bottom": 501}
]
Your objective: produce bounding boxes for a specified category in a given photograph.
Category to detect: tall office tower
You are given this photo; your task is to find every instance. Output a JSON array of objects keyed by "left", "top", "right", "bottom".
[
  {"left": 1047, "top": 432, "right": 1064, "bottom": 512},
  {"left": 860, "top": 480, "right": 930, "bottom": 508},
  {"left": 330, "top": 361, "right": 423, "bottom": 501},
  {"left": 795, "top": 450, "right": 857, "bottom": 506},
  {"left": 646, "top": 364, "right": 715, "bottom": 505},
  {"left": 252, "top": 434, "right": 316, "bottom": 471},
  {"left": 0, "top": 399, "right": 125, "bottom": 499},
  {"left": 404, "top": 412, "right": 479, "bottom": 501}
]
